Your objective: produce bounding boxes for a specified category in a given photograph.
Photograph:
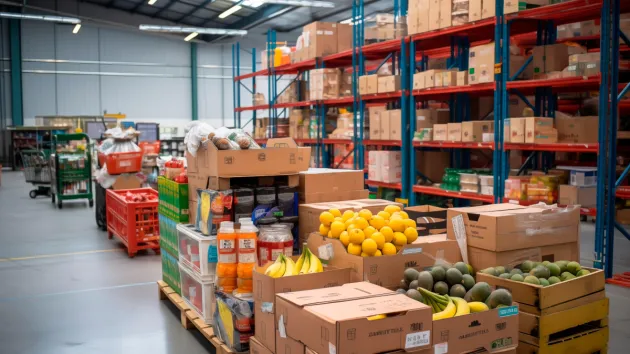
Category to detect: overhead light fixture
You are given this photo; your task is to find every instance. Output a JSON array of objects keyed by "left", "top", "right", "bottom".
[
  {"left": 139, "top": 25, "right": 247, "bottom": 36},
  {"left": 148, "top": 0, "right": 157, "bottom": 4},
  {"left": 263, "top": 0, "right": 335, "bottom": 7},
  {"left": 219, "top": 5, "right": 242, "bottom": 19},
  {"left": 267, "top": 7, "right": 292, "bottom": 18},
  {"left": 72, "top": 23, "right": 81, "bottom": 34},
  {"left": 231, "top": 0, "right": 265, "bottom": 8},
  {"left": 0, "top": 12, "right": 81, "bottom": 24},
  {"left": 184, "top": 32, "right": 198, "bottom": 41}
]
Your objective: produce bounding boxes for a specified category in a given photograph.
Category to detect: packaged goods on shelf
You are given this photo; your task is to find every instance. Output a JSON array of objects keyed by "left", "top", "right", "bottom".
[
  {"left": 557, "top": 20, "right": 599, "bottom": 39},
  {"left": 504, "top": 176, "right": 529, "bottom": 201},
  {"left": 379, "top": 110, "right": 392, "bottom": 139},
  {"left": 158, "top": 214, "right": 178, "bottom": 257},
  {"left": 452, "top": 0, "right": 470, "bottom": 26},
  {"left": 302, "top": 22, "right": 338, "bottom": 59},
  {"left": 439, "top": 0, "right": 453, "bottom": 28},
  {"left": 468, "top": 43, "right": 528, "bottom": 84},
  {"left": 339, "top": 70, "right": 353, "bottom": 97},
  {"left": 504, "top": 0, "right": 549, "bottom": 14},
  {"left": 459, "top": 173, "right": 479, "bottom": 184},
  {"left": 214, "top": 291, "right": 254, "bottom": 352},
  {"left": 276, "top": 282, "right": 432, "bottom": 354},
  {"left": 276, "top": 80, "right": 307, "bottom": 104},
  {"left": 298, "top": 168, "right": 367, "bottom": 203},
  {"left": 158, "top": 176, "right": 189, "bottom": 223},
  {"left": 359, "top": 74, "right": 381, "bottom": 94},
  {"left": 524, "top": 117, "right": 556, "bottom": 143},
  {"left": 441, "top": 70, "right": 459, "bottom": 86},
  {"left": 389, "top": 109, "right": 403, "bottom": 140},
  {"left": 429, "top": 0, "right": 440, "bottom": 30},
  {"left": 337, "top": 23, "right": 352, "bottom": 52},
  {"left": 457, "top": 70, "right": 468, "bottom": 85},
  {"left": 364, "top": 13, "right": 407, "bottom": 42},
  {"left": 618, "top": 209, "right": 630, "bottom": 224},
  {"left": 564, "top": 166, "right": 598, "bottom": 187},
  {"left": 309, "top": 68, "right": 340, "bottom": 100},
  {"left": 179, "top": 263, "right": 216, "bottom": 324},
  {"left": 559, "top": 185, "right": 596, "bottom": 208},
  {"left": 469, "top": 0, "right": 482, "bottom": 21},
  {"left": 196, "top": 189, "right": 233, "bottom": 236},
  {"left": 377, "top": 75, "right": 401, "bottom": 93},
  {"left": 253, "top": 93, "right": 266, "bottom": 106},
  {"left": 433, "top": 124, "right": 448, "bottom": 141},
  {"left": 462, "top": 121, "right": 494, "bottom": 142},
  {"left": 447, "top": 123, "right": 462, "bottom": 141},
  {"left": 509, "top": 117, "right": 526, "bottom": 143},
  {"left": 422, "top": 69, "right": 442, "bottom": 88},
  {"left": 408, "top": 0, "right": 429, "bottom": 34},
  {"left": 555, "top": 111, "right": 599, "bottom": 143},
  {"left": 161, "top": 249, "right": 181, "bottom": 295},
  {"left": 532, "top": 43, "right": 587, "bottom": 78},
  {"left": 416, "top": 108, "right": 450, "bottom": 130},
  {"left": 414, "top": 128, "right": 433, "bottom": 141}
]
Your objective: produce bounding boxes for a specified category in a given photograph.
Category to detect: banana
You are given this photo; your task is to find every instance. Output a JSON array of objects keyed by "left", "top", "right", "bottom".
[
  {"left": 468, "top": 302, "right": 490, "bottom": 313},
  {"left": 367, "top": 314, "right": 387, "bottom": 321},
  {"left": 307, "top": 251, "right": 323, "bottom": 273},
  {"left": 283, "top": 257, "right": 297, "bottom": 277},
  {"left": 294, "top": 252, "right": 305, "bottom": 273},
  {"left": 424, "top": 294, "right": 439, "bottom": 313},
  {"left": 299, "top": 249, "right": 311, "bottom": 274},
  {"left": 432, "top": 297, "right": 456, "bottom": 320},
  {"left": 265, "top": 255, "right": 286, "bottom": 278},
  {"left": 451, "top": 297, "right": 470, "bottom": 317}
]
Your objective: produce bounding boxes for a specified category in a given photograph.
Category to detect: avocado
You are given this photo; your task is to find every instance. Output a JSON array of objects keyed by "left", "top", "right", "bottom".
[
  {"left": 532, "top": 262, "right": 541, "bottom": 268},
  {"left": 467, "top": 264, "right": 474, "bottom": 275},
  {"left": 454, "top": 262, "right": 470, "bottom": 275},
  {"left": 576, "top": 269, "right": 591, "bottom": 277},
  {"left": 494, "top": 266, "right": 506, "bottom": 275},
  {"left": 567, "top": 262, "right": 582, "bottom": 275},
  {"left": 430, "top": 266, "right": 446, "bottom": 282},
  {"left": 481, "top": 267, "right": 498, "bottom": 276},
  {"left": 545, "top": 263, "right": 561, "bottom": 277},
  {"left": 538, "top": 278, "right": 550, "bottom": 287},
  {"left": 463, "top": 289, "right": 473, "bottom": 302},
  {"left": 433, "top": 281, "right": 449, "bottom": 295},
  {"left": 450, "top": 284, "right": 467, "bottom": 298},
  {"left": 486, "top": 289, "right": 513, "bottom": 309},
  {"left": 555, "top": 261, "right": 569, "bottom": 273},
  {"left": 416, "top": 271, "right": 434, "bottom": 291},
  {"left": 404, "top": 268, "right": 420, "bottom": 283},
  {"left": 530, "top": 265, "right": 550, "bottom": 279},
  {"left": 399, "top": 279, "right": 409, "bottom": 290},
  {"left": 542, "top": 261, "right": 551, "bottom": 266},
  {"left": 470, "top": 282, "right": 492, "bottom": 302},
  {"left": 509, "top": 268, "right": 523, "bottom": 276},
  {"left": 560, "top": 272, "right": 575, "bottom": 281},
  {"left": 396, "top": 288, "right": 407, "bottom": 294},
  {"left": 499, "top": 273, "right": 511, "bottom": 279},
  {"left": 520, "top": 260, "right": 534, "bottom": 273},
  {"left": 510, "top": 274, "right": 524, "bottom": 282},
  {"left": 408, "top": 280, "right": 419, "bottom": 291},
  {"left": 548, "top": 276, "right": 561, "bottom": 285},
  {"left": 524, "top": 275, "right": 541, "bottom": 285},
  {"left": 446, "top": 268, "right": 464, "bottom": 286},
  {"left": 406, "top": 289, "right": 424, "bottom": 302},
  {"left": 462, "top": 274, "right": 475, "bottom": 290}
]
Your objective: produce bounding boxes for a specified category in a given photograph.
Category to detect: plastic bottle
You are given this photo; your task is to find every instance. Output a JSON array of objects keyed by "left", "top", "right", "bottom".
[
  {"left": 236, "top": 218, "right": 257, "bottom": 294},
  {"left": 216, "top": 221, "right": 237, "bottom": 292}
]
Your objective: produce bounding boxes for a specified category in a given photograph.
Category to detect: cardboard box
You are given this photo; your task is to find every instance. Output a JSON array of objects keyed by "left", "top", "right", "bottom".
[
  {"left": 366, "top": 74, "right": 379, "bottom": 94},
  {"left": 389, "top": 109, "right": 402, "bottom": 140},
  {"left": 249, "top": 336, "right": 274, "bottom": 354},
  {"left": 381, "top": 166, "right": 402, "bottom": 183},
  {"left": 569, "top": 167, "right": 597, "bottom": 187},
  {"left": 447, "top": 204, "right": 580, "bottom": 252},
  {"left": 303, "top": 22, "right": 337, "bottom": 59},
  {"left": 370, "top": 110, "right": 382, "bottom": 140},
  {"left": 559, "top": 185, "right": 597, "bottom": 208},
  {"left": 447, "top": 123, "right": 462, "bottom": 141},
  {"left": 359, "top": 75, "right": 368, "bottom": 95},
  {"left": 415, "top": 150, "right": 451, "bottom": 183},
  {"left": 441, "top": 71, "right": 457, "bottom": 86},
  {"left": 368, "top": 164, "right": 381, "bottom": 182},
  {"left": 469, "top": 0, "right": 482, "bottom": 21},
  {"left": 477, "top": 267, "right": 605, "bottom": 310},
  {"left": 462, "top": 121, "right": 494, "bottom": 142},
  {"left": 414, "top": 128, "right": 433, "bottom": 142},
  {"left": 337, "top": 23, "right": 352, "bottom": 52},
  {"left": 310, "top": 68, "right": 340, "bottom": 100},
  {"left": 618, "top": 209, "right": 630, "bottom": 224},
  {"left": 376, "top": 150, "right": 402, "bottom": 168},
  {"left": 423, "top": 69, "right": 441, "bottom": 88},
  {"left": 413, "top": 72, "right": 426, "bottom": 90},
  {"left": 112, "top": 174, "right": 143, "bottom": 190},
  {"left": 509, "top": 117, "right": 526, "bottom": 143},
  {"left": 532, "top": 44, "right": 587, "bottom": 76},
  {"left": 429, "top": 0, "right": 440, "bottom": 30},
  {"left": 409, "top": 0, "right": 430, "bottom": 35},
  {"left": 527, "top": 128, "right": 558, "bottom": 144},
  {"left": 504, "top": 0, "right": 549, "bottom": 14},
  {"left": 276, "top": 282, "right": 433, "bottom": 354},
  {"left": 308, "top": 233, "right": 462, "bottom": 287},
  {"left": 468, "top": 43, "right": 495, "bottom": 84},
  {"left": 379, "top": 110, "right": 391, "bottom": 140},
  {"left": 405, "top": 205, "right": 447, "bottom": 235},
  {"left": 524, "top": 117, "right": 554, "bottom": 142},
  {"left": 439, "top": 0, "right": 452, "bottom": 28},
  {"left": 468, "top": 242, "right": 579, "bottom": 272},
  {"left": 416, "top": 108, "right": 449, "bottom": 130},
  {"left": 298, "top": 168, "right": 366, "bottom": 203},
  {"left": 482, "top": 0, "right": 496, "bottom": 18},
  {"left": 378, "top": 75, "right": 401, "bottom": 93},
  {"left": 276, "top": 331, "right": 305, "bottom": 354},
  {"left": 556, "top": 112, "right": 598, "bottom": 143},
  {"left": 253, "top": 260, "right": 352, "bottom": 352},
  {"left": 457, "top": 71, "right": 468, "bottom": 85},
  {"left": 433, "top": 124, "right": 448, "bottom": 141}
]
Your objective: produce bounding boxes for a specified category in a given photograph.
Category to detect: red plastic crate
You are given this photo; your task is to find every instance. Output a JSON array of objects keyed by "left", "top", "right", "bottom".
[
  {"left": 98, "top": 151, "right": 143, "bottom": 174},
  {"left": 139, "top": 141, "right": 160, "bottom": 155},
  {"left": 106, "top": 188, "right": 160, "bottom": 257}
]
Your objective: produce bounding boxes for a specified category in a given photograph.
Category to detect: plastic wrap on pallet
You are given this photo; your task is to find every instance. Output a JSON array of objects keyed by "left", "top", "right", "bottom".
[{"left": 213, "top": 291, "right": 254, "bottom": 352}]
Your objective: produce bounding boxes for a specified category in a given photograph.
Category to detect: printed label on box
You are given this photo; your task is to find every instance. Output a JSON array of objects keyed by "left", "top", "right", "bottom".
[
  {"left": 405, "top": 330, "right": 431, "bottom": 349},
  {"left": 329, "top": 342, "right": 337, "bottom": 354},
  {"left": 451, "top": 214, "right": 468, "bottom": 264},
  {"left": 278, "top": 315, "right": 287, "bottom": 338},
  {"left": 318, "top": 243, "right": 335, "bottom": 260},
  {"left": 434, "top": 342, "right": 448, "bottom": 354},
  {"left": 498, "top": 305, "right": 519, "bottom": 317}
]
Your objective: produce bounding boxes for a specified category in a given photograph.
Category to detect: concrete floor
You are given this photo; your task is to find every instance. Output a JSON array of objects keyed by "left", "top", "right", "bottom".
[{"left": 1, "top": 170, "right": 630, "bottom": 353}]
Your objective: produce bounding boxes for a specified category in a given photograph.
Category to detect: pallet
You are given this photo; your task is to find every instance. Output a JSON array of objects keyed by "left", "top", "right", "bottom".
[{"left": 157, "top": 280, "right": 247, "bottom": 354}]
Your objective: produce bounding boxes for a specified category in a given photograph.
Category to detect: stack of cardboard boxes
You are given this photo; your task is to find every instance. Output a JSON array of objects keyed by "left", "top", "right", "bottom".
[
  {"left": 413, "top": 69, "right": 468, "bottom": 89},
  {"left": 368, "top": 151, "right": 402, "bottom": 184},
  {"left": 414, "top": 108, "right": 450, "bottom": 142},
  {"left": 308, "top": 68, "right": 352, "bottom": 100},
  {"left": 369, "top": 108, "right": 403, "bottom": 141},
  {"left": 558, "top": 166, "right": 597, "bottom": 208},
  {"left": 292, "top": 22, "right": 352, "bottom": 63},
  {"left": 359, "top": 74, "right": 401, "bottom": 95},
  {"left": 506, "top": 112, "right": 598, "bottom": 144},
  {"left": 364, "top": 13, "right": 408, "bottom": 42}
]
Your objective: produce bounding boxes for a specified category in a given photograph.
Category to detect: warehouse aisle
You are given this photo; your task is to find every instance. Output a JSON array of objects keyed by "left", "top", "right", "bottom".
[
  {"left": 0, "top": 172, "right": 212, "bottom": 354},
  {"left": 1, "top": 170, "right": 630, "bottom": 353}
]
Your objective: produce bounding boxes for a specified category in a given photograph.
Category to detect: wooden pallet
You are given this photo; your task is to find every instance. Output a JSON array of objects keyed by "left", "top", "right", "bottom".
[{"left": 157, "top": 280, "right": 247, "bottom": 354}]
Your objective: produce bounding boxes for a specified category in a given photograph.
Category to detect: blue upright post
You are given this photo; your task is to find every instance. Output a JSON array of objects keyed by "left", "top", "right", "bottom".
[
  {"left": 409, "top": 40, "right": 417, "bottom": 206},
  {"left": 235, "top": 42, "right": 241, "bottom": 127},
  {"left": 352, "top": 0, "right": 359, "bottom": 170},
  {"left": 232, "top": 44, "right": 237, "bottom": 127},
  {"left": 492, "top": 0, "right": 504, "bottom": 202},
  {"left": 500, "top": 17, "right": 510, "bottom": 198},
  {"left": 401, "top": 37, "right": 409, "bottom": 202},
  {"left": 252, "top": 49, "right": 257, "bottom": 130}
]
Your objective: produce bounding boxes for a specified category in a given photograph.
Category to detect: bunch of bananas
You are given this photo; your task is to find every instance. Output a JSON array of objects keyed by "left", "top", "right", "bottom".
[
  {"left": 263, "top": 247, "right": 323, "bottom": 278},
  {"left": 417, "top": 288, "right": 489, "bottom": 320}
]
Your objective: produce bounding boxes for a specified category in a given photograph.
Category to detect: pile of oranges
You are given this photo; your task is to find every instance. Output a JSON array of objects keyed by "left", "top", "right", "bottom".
[{"left": 318, "top": 205, "right": 419, "bottom": 257}]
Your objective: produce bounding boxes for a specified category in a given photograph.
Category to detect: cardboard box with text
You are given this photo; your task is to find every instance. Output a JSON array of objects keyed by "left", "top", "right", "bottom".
[{"left": 468, "top": 242, "right": 579, "bottom": 272}]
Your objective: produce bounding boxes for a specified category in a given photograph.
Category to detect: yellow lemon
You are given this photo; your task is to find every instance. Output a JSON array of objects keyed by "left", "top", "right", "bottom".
[
  {"left": 360, "top": 252, "right": 370, "bottom": 257},
  {"left": 382, "top": 242, "right": 397, "bottom": 255},
  {"left": 373, "top": 249, "right": 382, "bottom": 257},
  {"left": 370, "top": 232, "right": 385, "bottom": 249},
  {"left": 380, "top": 226, "right": 394, "bottom": 243},
  {"left": 347, "top": 243, "right": 362, "bottom": 256},
  {"left": 327, "top": 231, "right": 332, "bottom": 237},
  {"left": 403, "top": 218, "right": 417, "bottom": 229},
  {"left": 398, "top": 211, "right": 409, "bottom": 219},
  {"left": 330, "top": 221, "right": 345, "bottom": 238},
  {"left": 358, "top": 209, "right": 373, "bottom": 220},
  {"left": 348, "top": 228, "right": 365, "bottom": 245},
  {"left": 404, "top": 227, "right": 419, "bottom": 243},
  {"left": 384, "top": 205, "right": 401, "bottom": 215},
  {"left": 329, "top": 208, "right": 342, "bottom": 218},
  {"left": 369, "top": 215, "right": 386, "bottom": 230},
  {"left": 334, "top": 217, "right": 343, "bottom": 223},
  {"left": 319, "top": 224, "right": 330, "bottom": 236},
  {"left": 347, "top": 224, "right": 356, "bottom": 233},
  {"left": 319, "top": 212, "right": 334, "bottom": 226},
  {"left": 363, "top": 226, "right": 377, "bottom": 238},
  {"left": 354, "top": 212, "right": 359, "bottom": 218},
  {"left": 342, "top": 210, "right": 354, "bottom": 221},
  {"left": 361, "top": 238, "right": 378, "bottom": 255},
  {"left": 390, "top": 213, "right": 403, "bottom": 221},
  {"left": 354, "top": 217, "right": 369, "bottom": 230},
  {"left": 344, "top": 217, "right": 356, "bottom": 228},
  {"left": 340, "top": 231, "right": 350, "bottom": 246},
  {"left": 389, "top": 218, "right": 406, "bottom": 232},
  {"left": 393, "top": 232, "right": 407, "bottom": 246},
  {"left": 377, "top": 211, "right": 391, "bottom": 220}
]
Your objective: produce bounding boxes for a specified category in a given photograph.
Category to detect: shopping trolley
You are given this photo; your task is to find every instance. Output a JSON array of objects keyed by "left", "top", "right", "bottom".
[{"left": 20, "top": 149, "right": 52, "bottom": 198}]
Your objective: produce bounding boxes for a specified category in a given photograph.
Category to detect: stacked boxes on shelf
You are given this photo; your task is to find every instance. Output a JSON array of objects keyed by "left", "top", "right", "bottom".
[
  {"left": 369, "top": 108, "right": 403, "bottom": 140},
  {"left": 368, "top": 151, "right": 402, "bottom": 184},
  {"left": 364, "top": 13, "right": 407, "bottom": 43}
]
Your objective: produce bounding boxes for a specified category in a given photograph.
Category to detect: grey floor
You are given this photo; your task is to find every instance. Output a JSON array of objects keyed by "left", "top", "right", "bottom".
[{"left": 1, "top": 171, "right": 630, "bottom": 353}]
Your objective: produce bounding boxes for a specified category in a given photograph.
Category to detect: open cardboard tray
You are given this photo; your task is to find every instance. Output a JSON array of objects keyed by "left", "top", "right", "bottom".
[{"left": 476, "top": 267, "right": 605, "bottom": 312}]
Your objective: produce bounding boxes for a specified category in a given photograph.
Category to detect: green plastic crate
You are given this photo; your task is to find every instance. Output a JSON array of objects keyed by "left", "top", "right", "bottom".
[
  {"left": 161, "top": 249, "right": 181, "bottom": 295},
  {"left": 158, "top": 176, "right": 190, "bottom": 223},
  {"left": 159, "top": 213, "right": 179, "bottom": 258}
]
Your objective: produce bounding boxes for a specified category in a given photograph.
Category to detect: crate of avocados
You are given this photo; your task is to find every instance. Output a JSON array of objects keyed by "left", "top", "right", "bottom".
[{"left": 158, "top": 176, "right": 189, "bottom": 223}]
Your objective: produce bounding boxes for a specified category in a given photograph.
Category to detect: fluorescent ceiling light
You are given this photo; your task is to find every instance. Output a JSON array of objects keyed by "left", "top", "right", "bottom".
[
  {"left": 219, "top": 5, "right": 242, "bottom": 19},
  {"left": 231, "top": 0, "right": 265, "bottom": 8},
  {"left": 148, "top": 0, "right": 157, "bottom": 5},
  {"left": 267, "top": 7, "right": 292, "bottom": 18},
  {"left": 0, "top": 12, "right": 81, "bottom": 24},
  {"left": 184, "top": 32, "right": 198, "bottom": 41},
  {"left": 72, "top": 24, "right": 81, "bottom": 34},
  {"left": 139, "top": 25, "right": 247, "bottom": 36},
  {"left": 263, "top": 0, "right": 335, "bottom": 7}
]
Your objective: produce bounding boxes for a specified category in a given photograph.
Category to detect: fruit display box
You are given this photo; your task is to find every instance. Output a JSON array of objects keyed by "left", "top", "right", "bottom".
[
  {"left": 179, "top": 262, "right": 216, "bottom": 324},
  {"left": 158, "top": 213, "right": 178, "bottom": 258},
  {"left": 177, "top": 223, "right": 217, "bottom": 281},
  {"left": 158, "top": 176, "right": 190, "bottom": 223},
  {"left": 161, "top": 248, "right": 181, "bottom": 295},
  {"left": 253, "top": 258, "right": 351, "bottom": 353}
]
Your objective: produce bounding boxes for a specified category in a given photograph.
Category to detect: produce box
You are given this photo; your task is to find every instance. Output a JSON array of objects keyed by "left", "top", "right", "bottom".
[
  {"left": 158, "top": 213, "right": 178, "bottom": 257},
  {"left": 188, "top": 173, "right": 299, "bottom": 195},
  {"left": 186, "top": 138, "right": 310, "bottom": 178},
  {"left": 253, "top": 258, "right": 352, "bottom": 353},
  {"left": 307, "top": 233, "right": 462, "bottom": 288},
  {"left": 158, "top": 176, "right": 189, "bottom": 223},
  {"left": 446, "top": 204, "right": 580, "bottom": 252},
  {"left": 276, "top": 282, "right": 432, "bottom": 354},
  {"left": 249, "top": 336, "right": 273, "bottom": 354},
  {"left": 404, "top": 205, "right": 446, "bottom": 236},
  {"left": 161, "top": 248, "right": 180, "bottom": 295},
  {"left": 467, "top": 242, "right": 579, "bottom": 272},
  {"left": 298, "top": 168, "right": 366, "bottom": 203}
]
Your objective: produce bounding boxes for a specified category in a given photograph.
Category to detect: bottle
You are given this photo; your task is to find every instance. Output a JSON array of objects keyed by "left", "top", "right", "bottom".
[
  {"left": 236, "top": 218, "right": 257, "bottom": 294},
  {"left": 216, "top": 221, "right": 237, "bottom": 292}
]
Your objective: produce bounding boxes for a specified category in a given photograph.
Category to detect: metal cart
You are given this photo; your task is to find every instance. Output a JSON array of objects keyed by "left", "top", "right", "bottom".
[
  {"left": 20, "top": 149, "right": 52, "bottom": 198},
  {"left": 51, "top": 133, "right": 94, "bottom": 209}
]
